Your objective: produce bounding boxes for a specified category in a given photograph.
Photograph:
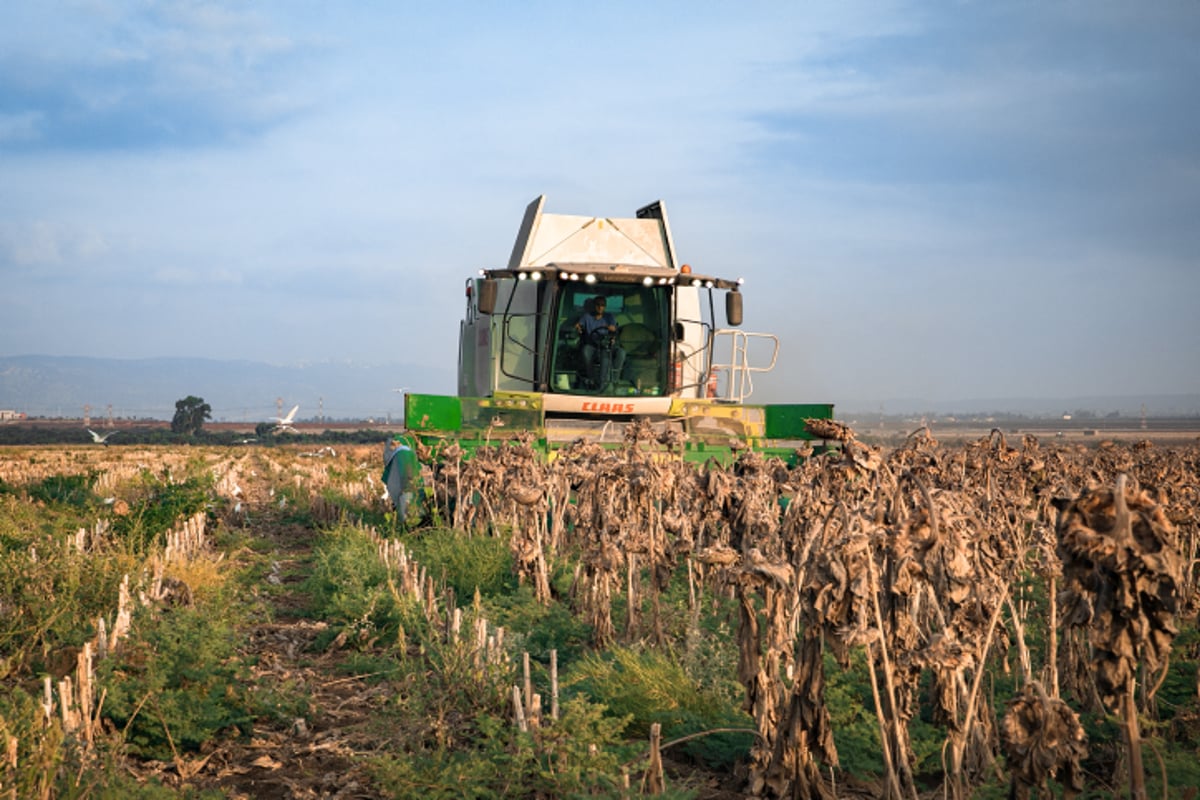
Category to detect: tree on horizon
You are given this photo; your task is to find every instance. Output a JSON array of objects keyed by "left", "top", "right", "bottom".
[{"left": 171, "top": 396, "right": 211, "bottom": 436}]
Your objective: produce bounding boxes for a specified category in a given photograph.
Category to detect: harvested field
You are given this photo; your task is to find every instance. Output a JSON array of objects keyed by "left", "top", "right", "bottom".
[{"left": 1, "top": 428, "right": 1198, "bottom": 798}]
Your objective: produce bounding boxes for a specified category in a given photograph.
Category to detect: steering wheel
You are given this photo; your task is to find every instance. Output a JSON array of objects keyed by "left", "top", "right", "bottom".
[{"left": 589, "top": 327, "right": 614, "bottom": 348}]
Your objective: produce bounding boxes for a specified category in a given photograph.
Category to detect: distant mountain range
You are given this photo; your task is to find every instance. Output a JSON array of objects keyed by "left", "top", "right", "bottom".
[
  {"left": 1, "top": 355, "right": 1196, "bottom": 422},
  {"left": 0, "top": 355, "right": 455, "bottom": 422}
]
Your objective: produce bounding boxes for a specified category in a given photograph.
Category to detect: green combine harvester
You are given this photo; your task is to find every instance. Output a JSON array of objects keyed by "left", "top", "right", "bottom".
[{"left": 384, "top": 195, "right": 833, "bottom": 511}]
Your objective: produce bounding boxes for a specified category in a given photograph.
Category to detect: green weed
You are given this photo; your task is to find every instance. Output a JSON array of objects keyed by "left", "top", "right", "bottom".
[
  {"left": 108, "top": 468, "right": 212, "bottom": 554},
  {"left": 565, "top": 645, "right": 753, "bottom": 769},
  {"left": 27, "top": 471, "right": 100, "bottom": 509},
  {"left": 369, "top": 699, "right": 642, "bottom": 799},
  {"left": 0, "top": 535, "right": 138, "bottom": 676},
  {"left": 305, "top": 524, "right": 425, "bottom": 650},
  {"left": 486, "top": 584, "right": 593, "bottom": 667},
  {"left": 98, "top": 605, "right": 256, "bottom": 759},
  {"left": 404, "top": 526, "right": 517, "bottom": 600},
  {"left": 0, "top": 679, "right": 225, "bottom": 799}
]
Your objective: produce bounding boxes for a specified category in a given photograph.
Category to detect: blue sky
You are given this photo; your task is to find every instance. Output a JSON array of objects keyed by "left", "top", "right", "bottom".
[{"left": 2, "top": 1, "right": 1197, "bottom": 412}]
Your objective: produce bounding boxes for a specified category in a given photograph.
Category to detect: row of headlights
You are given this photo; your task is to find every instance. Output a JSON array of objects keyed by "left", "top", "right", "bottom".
[{"left": 499, "top": 269, "right": 738, "bottom": 290}]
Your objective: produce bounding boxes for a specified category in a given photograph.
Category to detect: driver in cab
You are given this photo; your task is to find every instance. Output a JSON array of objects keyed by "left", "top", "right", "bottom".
[{"left": 574, "top": 295, "right": 626, "bottom": 392}]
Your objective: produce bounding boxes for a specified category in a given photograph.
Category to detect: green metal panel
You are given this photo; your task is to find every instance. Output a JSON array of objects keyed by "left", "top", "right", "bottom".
[
  {"left": 459, "top": 395, "right": 544, "bottom": 433},
  {"left": 402, "top": 393, "right": 834, "bottom": 466},
  {"left": 405, "top": 393, "right": 463, "bottom": 432},
  {"left": 405, "top": 393, "right": 546, "bottom": 438},
  {"left": 764, "top": 403, "right": 835, "bottom": 439}
]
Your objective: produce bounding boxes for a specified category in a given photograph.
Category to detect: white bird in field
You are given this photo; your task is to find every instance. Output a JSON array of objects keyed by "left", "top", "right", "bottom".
[
  {"left": 272, "top": 405, "right": 300, "bottom": 433},
  {"left": 88, "top": 429, "right": 117, "bottom": 445}
]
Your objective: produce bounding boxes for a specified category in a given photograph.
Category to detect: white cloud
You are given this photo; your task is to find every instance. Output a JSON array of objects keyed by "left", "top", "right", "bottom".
[{"left": 0, "top": 221, "right": 110, "bottom": 271}]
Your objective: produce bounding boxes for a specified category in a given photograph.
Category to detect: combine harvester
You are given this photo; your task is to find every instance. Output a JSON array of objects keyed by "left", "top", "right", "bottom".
[{"left": 385, "top": 195, "right": 833, "bottom": 510}]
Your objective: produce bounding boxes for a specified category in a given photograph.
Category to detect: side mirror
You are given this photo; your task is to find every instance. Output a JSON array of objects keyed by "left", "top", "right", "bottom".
[
  {"left": 478, "top": 279, "right": 498, "bottom": 315},
  {"left": 673, "top": 322, "right": 685, "bottom": 342},
  {"left": 726, "top": 290, "right": 743, "bottom": 327}
]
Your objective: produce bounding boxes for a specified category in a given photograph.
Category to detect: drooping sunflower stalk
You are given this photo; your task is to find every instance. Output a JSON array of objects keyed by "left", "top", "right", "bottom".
[
  {"left": 1000, "top": 680, "right": 1087, "bottom": 800},
  {"left": 1055, "top": 473, "right": 1185, "bottom": 800},
  {"left": 1055, "top": 474, "right": 1183, "bottom": 707},
  {"left": 410, "top": 419, "right": 1199, "bottom": 799}
]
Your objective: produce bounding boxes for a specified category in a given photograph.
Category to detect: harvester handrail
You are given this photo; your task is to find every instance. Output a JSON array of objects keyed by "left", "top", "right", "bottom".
[{"left": 709, "top": 329, "right": 779, "bottom": 403}]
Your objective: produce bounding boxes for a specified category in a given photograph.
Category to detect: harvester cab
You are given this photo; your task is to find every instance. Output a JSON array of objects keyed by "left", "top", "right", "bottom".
[
  {"left": 461, "top": 195, "right": 749, "bottom": 404},
  {"left": 385, "top": 196, "right": 833, "bottom": 510}
]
